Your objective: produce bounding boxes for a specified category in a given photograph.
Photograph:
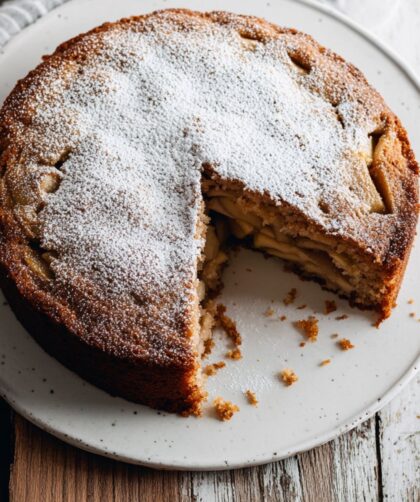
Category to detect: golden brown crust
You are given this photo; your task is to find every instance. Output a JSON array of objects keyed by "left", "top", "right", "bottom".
[{"left": 0, "top": 9, "right": 418, "bottom": 413}]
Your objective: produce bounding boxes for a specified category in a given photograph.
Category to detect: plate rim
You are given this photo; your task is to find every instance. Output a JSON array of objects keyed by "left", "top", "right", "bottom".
[{"left": 0, "top": 0, "right": 418, "bottom": 471}]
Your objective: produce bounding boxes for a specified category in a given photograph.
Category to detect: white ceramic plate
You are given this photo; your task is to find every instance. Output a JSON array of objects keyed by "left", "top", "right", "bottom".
[{"left": 0, "top": 0, "right": 419, "bottom": 471}]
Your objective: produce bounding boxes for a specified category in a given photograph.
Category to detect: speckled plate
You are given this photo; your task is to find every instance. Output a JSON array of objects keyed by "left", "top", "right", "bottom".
[{"left": 0, "top": 0, "right": 419, "bottom": 470}]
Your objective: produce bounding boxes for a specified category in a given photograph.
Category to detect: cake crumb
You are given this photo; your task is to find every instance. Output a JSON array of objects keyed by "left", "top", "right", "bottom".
[
  {"left": 338, "top": 338, "right": 355, "bottom": 351},
  {"left": 409, "top": 312, "right": 415, "bottom": 318},
  {"left": 213, "top": 397, "right": 239, "bottom": 421},
  {"left": 279, "top": 315, "right": 287, "bottom": 321},
  {"left": 279, "top": 369, "right": 299, "bottom": 386},
  {"left": 335, "top": 314, "right": 349, "bottom": 321},
  {"left": 320, "top": 359, "right": 331, "bottom": 367},
  {"left": 264, "top": 307, "right": 274, "bottom": 317},
  {"left": 408, "top": 298, "right": 414, "bottom": 304},
  {"left": 202, "top": 338, "right": 215, "bottom": 358},
  {"left": 226, "top": 348, "right": 242, "bottom": 360},
  {"left": 283, "top": 288, "right": 297, "bottom": 305},
  {"left": 324, "top": 300, "right": 337, "bottom": 314},
  {"left": 216, "top": 304, "right": 242, "bottom": 346},
  {"left": 203, "top": 361, "right": 226, "bottom": 376},
  {"left": 245, "top": 390, "right": 258, "bottom": 406},
  {"left": 297, "top": 304, "right": 306, "bottom": 310},
  {"left": 294, "top": 316, "right": 319, "bottom": 342},
  {"left": 331, "top": 333, "right": 339, "bottom": 339},
  {"left": 299, "top": 341, "right": 306, "bottom": 348}
]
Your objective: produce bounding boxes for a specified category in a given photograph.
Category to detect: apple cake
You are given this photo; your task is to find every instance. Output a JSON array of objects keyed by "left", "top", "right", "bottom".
[{"left": 0, "top": 9, "right": 418, "bottom": 414}]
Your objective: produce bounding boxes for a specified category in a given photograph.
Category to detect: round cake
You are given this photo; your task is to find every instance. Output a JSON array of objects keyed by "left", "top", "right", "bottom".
[{"left": 0, "top": 9, "right": 418, "bottom": 414}]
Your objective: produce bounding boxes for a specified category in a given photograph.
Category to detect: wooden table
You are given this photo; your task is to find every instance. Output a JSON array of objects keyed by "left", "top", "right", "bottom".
[{"left": 1, "top": 1, "right": 419, "bottom": 500}]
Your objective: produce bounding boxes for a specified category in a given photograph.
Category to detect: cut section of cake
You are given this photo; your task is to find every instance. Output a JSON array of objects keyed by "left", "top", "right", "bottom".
[{"left": 0, "top": 9, "right": 417, "bottom": 414}]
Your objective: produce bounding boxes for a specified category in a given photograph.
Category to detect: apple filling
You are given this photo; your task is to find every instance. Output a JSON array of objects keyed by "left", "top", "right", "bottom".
[{"left": 200, "top": 183, "right": 385, "bottom": 308}]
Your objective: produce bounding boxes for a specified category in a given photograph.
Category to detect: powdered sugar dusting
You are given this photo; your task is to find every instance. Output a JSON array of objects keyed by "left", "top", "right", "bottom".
[{"left": 19, "top": 14, "right": 380, "bottom": 320}]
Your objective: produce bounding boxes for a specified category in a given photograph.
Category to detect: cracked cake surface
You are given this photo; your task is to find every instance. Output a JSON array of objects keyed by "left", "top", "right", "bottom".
[{"left": 0, "top": 9, "right": 417, "bottom": 414}]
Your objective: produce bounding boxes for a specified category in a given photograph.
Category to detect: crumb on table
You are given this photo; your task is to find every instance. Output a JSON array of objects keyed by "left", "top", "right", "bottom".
[
  {"left": 296, "top": 304, "right": 306, "bottom": 310},
  {"left": 279, "top": 368, "right": 299, "bottom": 386},
  {"left": 324, "top": 300, "right": 337, "bottom": 314},
  {"left": 216, "top": 304, "right": 242, "bottom": 346},
  {"left": 408, "top": 298, "right": 414, "bottom": 304},
  {"left": 294, "top": 316, "right": 319, "bottom": 342},
  {"left": 331, "top": 333, "right": 339, "bottom": 339},
  {"left": 226, "top": 348, "right": 242, "bottom": 360},
  {"left": 279, "top": 315, "right": 287, "bottom": 321},
  {"left": 213, "top": 397, "right": 239, "bottom": 421},
  {"left": 338, "top": 338, "right": 355, "bottom": 351},
  {"left": 245, "top": 390, "right": 258, "bottom": 406},
  {"left": 283, "top": 288, "right": 297, "bottom": 306},
  {"left": 320, "top": 359, "right": 331, "bottom": 367},
  {"left": 299, "top": 341, "right": 306, "bottom": 348},
  {"left": 203, "top": 361, "right": 226, "bottom": 376}
]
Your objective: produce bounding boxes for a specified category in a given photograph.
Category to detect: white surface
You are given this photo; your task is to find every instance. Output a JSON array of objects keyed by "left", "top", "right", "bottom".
[
  {"left": 330, "top": 0, "right": 420, "bottom": 74},
  {"left": 0, "top": 0, "right": 419, "bottom": 470}
]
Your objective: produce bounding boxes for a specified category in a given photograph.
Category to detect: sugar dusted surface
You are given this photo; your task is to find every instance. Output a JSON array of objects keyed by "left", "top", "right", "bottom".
[{"left": 29, "top": 17, "right": 380, "bottom": 309}]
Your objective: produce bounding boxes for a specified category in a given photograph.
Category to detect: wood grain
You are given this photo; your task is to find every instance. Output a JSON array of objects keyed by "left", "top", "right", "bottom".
[
  {"left": 378, "top": 379, "right": 420, "bottom": 502},
  {"left": 0, "top": 398, "right": 12, "bottom": 502}
]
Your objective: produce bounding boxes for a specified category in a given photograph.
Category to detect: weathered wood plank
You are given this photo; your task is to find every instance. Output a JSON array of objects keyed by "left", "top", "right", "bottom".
[
  {"left": 183, "top": 470, "right": 236, "bottom": 501},
  {"left": 330, "top": 417, "right": 379, "bottom": 501},
  {"left": 9, "top": 414, "right": 186, "bottom": 502},
  {"left": 258, "top": 457, "right": 303, "bottom": 502},
  {"left": 0, "top": 399, "right": 12, "bottom": 502},
  {"left": 378, "top": 378, "right": 420, "bottom": 501}
]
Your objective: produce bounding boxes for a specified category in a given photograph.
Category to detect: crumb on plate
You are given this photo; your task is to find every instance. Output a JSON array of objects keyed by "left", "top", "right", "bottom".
[
  {"left": 324, "top": 300, "right": 337, "bottom": 314},
  {"left": 320, "top": 359, "right": 331, "bottom": 367},
  {"left": 283, "top": 288, "right": 297, "bottom": 306},
  {"left": 338, "top": 338, "right": 355, "bottom": 351},
  {"left": 213, "top": 397, "right": 239, "bottom": 421},
  {"left": 245, "top": 390, "right": 258, "bottom": 406},
  {"left": 279, "top": 315, "right": 287, "bottom": 321},
  {"left": 264, "top": 307, "right": 274, "bottom": 317},
  {"left": 279, "top": 368, "right": 299, "bottom": 386},
  {"left": 294, "top": 316, "right": 319, "bottom": 342},
  {"left": 335, "top": 314, "right": 349, "bottom": 321},
  {"left": 202, "top": 337, "right": 215, "bottom": 358},
  {"left": 226, "top": 348, "right": 242, "bottom": 360},
  {"left": 203, "top": 361, "right": 226, "bottom": 376},
  {"left": 216, "top": 304, "right": 242, "bottom": 346},
  {"left": 297, "top": 304, "right": 306, "bottom": 310}
]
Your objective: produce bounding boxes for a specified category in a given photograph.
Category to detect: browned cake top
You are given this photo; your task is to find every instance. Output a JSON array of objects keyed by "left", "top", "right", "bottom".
[{"left": 0, "top": 10, "right": 417, "bottom": 366}]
